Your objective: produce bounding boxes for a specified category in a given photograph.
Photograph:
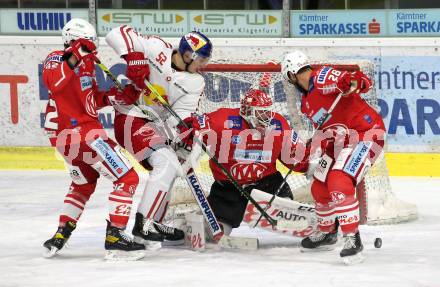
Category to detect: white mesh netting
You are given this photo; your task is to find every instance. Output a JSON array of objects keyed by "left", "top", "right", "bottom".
[{"left": 169, "top": 60, "right": 418, "bottom": 225}]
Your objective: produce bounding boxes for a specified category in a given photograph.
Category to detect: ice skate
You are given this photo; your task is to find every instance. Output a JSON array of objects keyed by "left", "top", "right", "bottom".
[
  {"left": 340, "top": 232, "right": 364, "bottom": 265},
  {"left": 43, "top": 221, "right": 76, "bottom": 258},
  {"left": 300, "top": 229, "right": 338, "bottom": 252},
  {"left": 105, "top": 220, "right": 145, "bottom": 261}
]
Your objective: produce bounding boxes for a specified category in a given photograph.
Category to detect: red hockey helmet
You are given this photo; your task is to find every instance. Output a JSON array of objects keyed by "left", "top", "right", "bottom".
[{"left": 240, "top": 89, "right": 274, "bottom": 128}]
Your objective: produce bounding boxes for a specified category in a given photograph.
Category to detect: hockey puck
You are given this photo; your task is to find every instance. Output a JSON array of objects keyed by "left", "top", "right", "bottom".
[{"left": 374, "top": 237, "right": 382, "bottom": 248}]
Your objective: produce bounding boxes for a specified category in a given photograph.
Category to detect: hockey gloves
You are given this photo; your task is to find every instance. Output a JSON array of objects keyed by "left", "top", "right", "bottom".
[
  {"left": 124, "top": 52, "right": 150, "bottom": 90},
  {"left": 106, "top": 84, "right": 141, "bottom": 106},
  {"left": 176, "top": 116, "right": 196, "bottom": 148},
  {"left": 337, "top": 71, "right": 373, "bottom": 95},
  {"left": 351, "top": 71, "right": 373, "bottom": 94},
  {"left": 64, "top": 38, "right": 98, "bottom": 70},
  {"left": 336, "top": 72, "right": 353, "bottom": 94}
]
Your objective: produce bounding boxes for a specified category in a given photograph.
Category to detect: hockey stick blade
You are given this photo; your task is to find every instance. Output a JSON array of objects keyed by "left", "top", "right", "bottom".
[
  {"left": 275, "top": 218, "right": 310, "bottom": 232},
  {"left": 218, "top": 235, "right": 259, "bottom": 251}
]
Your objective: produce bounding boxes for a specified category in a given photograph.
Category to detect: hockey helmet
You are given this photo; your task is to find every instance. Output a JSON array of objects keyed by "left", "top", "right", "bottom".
[
  {"left": 240, "top": 89, "right": 274, "bottom": 128},
  {"left": 281, "top": 51, "right": 310, "bottom": 81},
  {"left": 62, "top": 18, "right": 98, "bottom": 47},
  {"left": 178, "top": 31, "right": 213, "bottom": 60}
]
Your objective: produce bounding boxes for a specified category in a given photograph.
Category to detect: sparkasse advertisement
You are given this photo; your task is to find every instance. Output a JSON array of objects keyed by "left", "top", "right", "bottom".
[{"left": 291, "top": 8, "right": 440, "bottom": 37}]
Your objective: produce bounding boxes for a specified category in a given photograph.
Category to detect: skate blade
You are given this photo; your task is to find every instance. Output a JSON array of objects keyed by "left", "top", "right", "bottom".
[
  {"left": 341, "top": 252, "right": 365, "bottom": 265},
  {"left": 104, "top": 250, "right": 145, "bottom": 261},
  {"left": 133, "top": 236, "right": 162, "bottom": 251},
  {"left": 43, "top": 246, "right": 59, "bottom": 258},
  {"left": 162, "top": 239, "right": 185, "bottom": 247},
  {"left": 218, "top": 235, "right": 259, "bottom": 251},
  {"left": 300, "top": 245, "right": 336, "bottom": 253}
]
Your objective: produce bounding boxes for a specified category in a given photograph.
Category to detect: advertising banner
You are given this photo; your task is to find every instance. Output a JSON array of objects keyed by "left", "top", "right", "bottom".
[
  {"left": 388, "top": 9, "right": 440, "bottom": 36},
  {"left": 97, "top": 9, "right": 187, "bottom": 36},
  {"left": 291, "top": 9, "right": 440, "bottom": 37},
  {"left": 0, "top": 38, "right": 439, "bottom": 152},
  {"left": 375, "top": 56, "right": 440, "bottom": 150},
  {"left": 0, "top": 9, "right": 88, "bottom": 35},
  {"left": 291, "top": 10, "right": 387, "bottom": 37},
  {"left": 97, "top": 10, "right": 283, "bottom": 37},
  {"left": 188, "top": 10, "right": 283, "bottom": 37}
]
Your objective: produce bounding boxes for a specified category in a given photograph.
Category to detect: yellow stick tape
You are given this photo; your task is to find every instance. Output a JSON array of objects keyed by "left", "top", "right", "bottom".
[{"left": 0, "top": 147, "right": 439, "bottom": 177}]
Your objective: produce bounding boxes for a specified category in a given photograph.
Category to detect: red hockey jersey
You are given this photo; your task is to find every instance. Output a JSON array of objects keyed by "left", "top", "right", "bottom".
[
  {"left": 197, "top": 108, "right": 308, "bottom": 185},
  {"left": 301, "top": 66, "right": 385, "bottom": 138},
  {"left": 42, "top": 50, "right": 109, "bottom": 146}
]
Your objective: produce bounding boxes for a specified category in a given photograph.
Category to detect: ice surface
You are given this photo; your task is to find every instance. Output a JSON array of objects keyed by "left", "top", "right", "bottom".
[{"left": 0, "top": 171, "right": 438, "bottom": 287}]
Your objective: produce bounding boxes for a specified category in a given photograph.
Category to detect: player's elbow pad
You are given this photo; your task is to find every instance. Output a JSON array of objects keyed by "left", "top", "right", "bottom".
[{"left": 105, "top": 26, "right": 144, "bottom": 57}]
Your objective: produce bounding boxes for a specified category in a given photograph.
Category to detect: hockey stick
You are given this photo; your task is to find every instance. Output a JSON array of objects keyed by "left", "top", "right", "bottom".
[
  {"left": 96, "top": 61, "right": 159, "bottom": 120},
  {"left": 252, "top": 88, "right": 346, "bottom": 228},
  {"left": 130, "top": 73, "right": 279, "bottom": 227},
  {"left": 97, "top": 60, "right": 268, "bottom": 244},
  {"left": 96, "top": 61, "right": 227, "bottom": 237}
]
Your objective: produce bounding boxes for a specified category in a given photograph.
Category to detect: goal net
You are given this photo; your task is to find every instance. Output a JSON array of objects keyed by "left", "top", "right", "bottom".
[{"left": 169, "top": 60, "right": 418, "bottom": 225}]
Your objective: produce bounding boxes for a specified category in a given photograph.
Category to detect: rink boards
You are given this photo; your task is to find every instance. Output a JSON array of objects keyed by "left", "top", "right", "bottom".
[{"left": 1, "top": 147, "right": 439, "bottom": 177}]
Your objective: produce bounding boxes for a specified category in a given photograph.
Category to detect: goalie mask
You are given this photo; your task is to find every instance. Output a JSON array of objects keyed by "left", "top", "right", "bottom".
[
  {"left": 62, "top": 18, "right": 98, "bottom": 48},
  {"left": 240, "top": 89, "right": 274, "bottom": 129}
]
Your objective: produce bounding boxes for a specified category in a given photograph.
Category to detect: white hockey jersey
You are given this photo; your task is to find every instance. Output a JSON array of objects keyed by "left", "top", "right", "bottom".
[{"left": 105, "top": 26, "right": 204, "bottom": 124}]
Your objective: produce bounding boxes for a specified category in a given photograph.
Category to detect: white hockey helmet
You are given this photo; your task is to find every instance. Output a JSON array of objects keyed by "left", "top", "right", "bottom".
[
  {"left": 281, "top": 51, "right": 310, "bottom": 81},
  {"left": 62, "top": 18, "right": 98, "bottom": 47}
]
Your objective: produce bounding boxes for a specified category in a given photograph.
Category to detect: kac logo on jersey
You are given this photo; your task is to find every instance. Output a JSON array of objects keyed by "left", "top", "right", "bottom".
[
  {"left": 17, "top": 12, "right": 72, "bottom": 31},
  {"left": 80, "top": 76, "right": 92, "bottom": 91},
  {"left": 317, "top": 67, "right": 331, "bottom": 84},
  {"left": 227, "top": 116, "right": 242, "bottom": 129}
]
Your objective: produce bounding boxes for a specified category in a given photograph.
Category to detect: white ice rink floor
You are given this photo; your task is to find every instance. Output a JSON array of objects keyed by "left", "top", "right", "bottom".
[{"left": 0, "top": 170, "right": 439, "bottom": 287}]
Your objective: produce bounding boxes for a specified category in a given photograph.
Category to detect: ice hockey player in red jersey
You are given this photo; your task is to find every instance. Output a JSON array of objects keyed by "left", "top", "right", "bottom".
[
  {"left": 281, "top": 51, "right": 386, "bottom": 264},
  {"left": 105, "top": 26, "right": 212, "bottom": 246},
  {"left": 183, "top": 86, "right": 310, "bottom": 236},
  {"left": 42, "top": 18, "right": 145, "bottom": 260}
]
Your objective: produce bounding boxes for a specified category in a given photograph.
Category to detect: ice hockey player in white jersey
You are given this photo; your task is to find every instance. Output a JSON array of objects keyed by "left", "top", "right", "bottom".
[{"left": 105, "top": 26, "right": 212, "bottom": 246}]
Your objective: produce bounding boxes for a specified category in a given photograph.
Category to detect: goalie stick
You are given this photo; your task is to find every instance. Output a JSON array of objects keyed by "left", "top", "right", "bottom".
[
  {"left": 96, "top": 61, "right": 259, "bottom": 248},
  {"left": 139, "top": 77, "right": 281, "bottom": 227}
]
